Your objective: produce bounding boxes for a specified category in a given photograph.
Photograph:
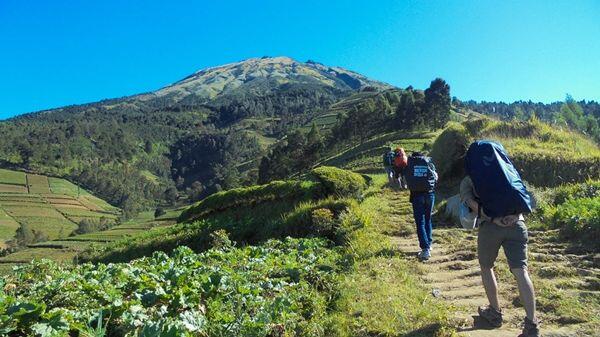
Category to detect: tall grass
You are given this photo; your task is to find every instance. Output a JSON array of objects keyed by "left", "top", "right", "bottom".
[{"left": 431, "top": 118, "right": 600, "bottom": 187}]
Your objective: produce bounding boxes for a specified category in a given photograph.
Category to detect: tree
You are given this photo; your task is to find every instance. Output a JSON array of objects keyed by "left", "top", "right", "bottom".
[
  {"left": 164, "top": 187, "right": 178, "bottom": 205},
  {"left": 424, "top": 78, "right": 451, "bottom": 129}
]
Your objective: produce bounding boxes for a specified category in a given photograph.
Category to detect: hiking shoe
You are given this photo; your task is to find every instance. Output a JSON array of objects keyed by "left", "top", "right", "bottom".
[
  {"left": 518, "top": 317, "right": 540, "bottom": 337},
  {"left": 418, "top": 249, "right": 431, "bottom": 261},
  {"left": 478, "top": 305, "right": 503, "bottom": 327}
]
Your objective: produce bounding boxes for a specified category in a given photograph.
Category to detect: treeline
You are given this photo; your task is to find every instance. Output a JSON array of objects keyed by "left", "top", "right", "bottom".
[
  {"left": 258, "top": 78, "right": 452, "bottom": 182},
  {"left": 461, "top": 95, "right": 600, "bottom": 142}
]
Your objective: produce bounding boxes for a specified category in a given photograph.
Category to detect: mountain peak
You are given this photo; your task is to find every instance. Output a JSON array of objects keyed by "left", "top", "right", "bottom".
[{"left": 151, "top": 56, "right": 391, "bottom": 102}]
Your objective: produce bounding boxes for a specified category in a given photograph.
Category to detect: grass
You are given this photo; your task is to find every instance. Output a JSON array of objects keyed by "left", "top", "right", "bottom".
[
  {"left": 319, "top": 130, "right": 436, "bottom": 173},
  {"left": 0, "top": 168, "right": 26, "bottom": 185},
  {"left": 26, "top": 174, "right": 51, "bottom": 194},
  {"left": 13, "top": 217, "right": 77, "bottom": 239},
  {"left": 0, "top": 184, "right": 28, "bottom": 193},
  {"left": 48, "top": 177, "right": 87, "bottom": 196},
  {"left": 0, "top": 209, "right": 19, "bottom": 245},
  {"left": 431, "top": 118, "right": 600, "bottom": 187},
  {"left": 0, "top": 168, "right": 121, "bottom": 248},
  {"left": 327, "top": 174, "right": 457, "bottom": 336},
  {"left": 4, "top": 206, "right": 65, "bottom": 218}
]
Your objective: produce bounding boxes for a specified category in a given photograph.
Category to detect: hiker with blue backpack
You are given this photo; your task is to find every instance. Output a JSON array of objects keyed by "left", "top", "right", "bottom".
[
  {"left": 405, "top": 151, "right": 438, "bottom": 261},
  {"left": 382, "top": 147, "right": 397, "bottom": 185},
  {"left": 460, "top": 140, "right": 540, "bottom": 337}
]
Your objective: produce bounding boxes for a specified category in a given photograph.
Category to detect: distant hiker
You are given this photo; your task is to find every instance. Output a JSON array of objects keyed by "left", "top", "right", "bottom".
[
  {"left": 382, "top": 147, "right": 397, "bottom": 185},
  {"left": 405, "top": 151, "right": 438, "bottom": 261},
  {"left": 393, "top": 147, "right": 408, "bottom": 189},
  {"left": 461, "top": 140, "right": 539, "bottom": 337}
]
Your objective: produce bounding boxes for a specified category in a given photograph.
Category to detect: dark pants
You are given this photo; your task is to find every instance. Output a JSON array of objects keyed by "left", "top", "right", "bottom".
[{"left": 410, "top": 192, "right": 435, "bottom": 250}]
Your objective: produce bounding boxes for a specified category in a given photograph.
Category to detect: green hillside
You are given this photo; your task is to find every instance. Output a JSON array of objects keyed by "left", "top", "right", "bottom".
[
  {"left": 0, "top": 169, "right": 119, "bottom": 249},
  {"left": 1, "top": 122, "right": 599, "bottom": 336}
]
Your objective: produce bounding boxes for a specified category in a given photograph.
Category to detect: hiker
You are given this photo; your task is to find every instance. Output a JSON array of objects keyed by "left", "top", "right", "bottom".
[
  {"left": 393, "top": 147, "right": 408, "bottom": 189},
  {"left": 382, "top": 147, "right": 397, "bottom": 185},
  {"left": 460, "top": 140, "right": 540, "bottom": 337},
  {"left": 405, "top": 151, "right": 438, "bottom": 261}
]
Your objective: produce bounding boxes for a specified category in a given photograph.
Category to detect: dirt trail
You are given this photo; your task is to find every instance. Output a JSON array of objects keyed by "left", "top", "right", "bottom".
[{"left": 383, "top": 188, "right": 599, "bottom": 337}]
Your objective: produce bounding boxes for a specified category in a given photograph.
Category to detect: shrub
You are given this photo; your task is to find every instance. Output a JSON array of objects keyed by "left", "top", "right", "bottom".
[
  {"left": 179, "top": 180, "right": 321, "bottom": 222},
  {"left": 310, "top": 166, "right": 367, "bottom": 198},
  {"left": 154, "top": 207, "right": 166, "bottom": 218},
  {"left": 553, "top": 180, "right": 600, "bottom": 204},
  {"left": 430, "top": 122, "right": 472, "bottom": 179},
  {"left": 281, "top": 198, "right": 356, "bottom": 243},
  {"left": 73, "top": 218, "right": 112, "bottom": 235},
  {"left": 551, "top": 196, "right": 600, "bottom": 243}
]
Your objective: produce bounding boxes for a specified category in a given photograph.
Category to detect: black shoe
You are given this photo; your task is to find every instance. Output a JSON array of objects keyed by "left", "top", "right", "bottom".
[
  {"left": 478, "top": 305, "right": 503, "bottom": 328},
  {"left": 517, "top": 317, "right": 540, "bottom": 337}
]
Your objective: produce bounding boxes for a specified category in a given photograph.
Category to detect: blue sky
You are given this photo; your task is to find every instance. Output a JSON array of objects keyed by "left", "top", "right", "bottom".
[{"left": 1, "top": 0, "right": 599, "bottom": 119}]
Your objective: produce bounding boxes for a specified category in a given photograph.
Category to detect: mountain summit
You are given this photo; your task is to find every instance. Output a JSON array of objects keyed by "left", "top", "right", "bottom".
[{"left": 146, "top": 56, "right": 391, "bottom": 102}]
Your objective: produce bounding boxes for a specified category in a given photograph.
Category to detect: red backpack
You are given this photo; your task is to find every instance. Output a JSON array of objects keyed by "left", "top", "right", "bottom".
[{"left": 393, "top": 148, "right": 408, "bottom": 169}]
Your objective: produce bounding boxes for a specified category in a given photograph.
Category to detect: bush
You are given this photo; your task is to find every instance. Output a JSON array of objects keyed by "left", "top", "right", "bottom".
[
  {"left": 154, "top": 207, "right": 166, "bottom": 218},
  {"left": 310, "top": 166, "right": 367, "bottom": 198},
  {"left": 73, "top": 218, "right": 112, "bottom": 235},
  {"left": 430, "top": 122, "right": 472, "bottom": 179},
  {"left": 179, "top": 180, "right": 321, "bottom": 222},
  {"left": 281, "top": 199, "right": 356, "bottom": 243},
  {"left": 552, "top": 196, "right": 600, "bottom": 243},
  {"left": 553, "top": 180, "right": 600, "bottom": 204}
]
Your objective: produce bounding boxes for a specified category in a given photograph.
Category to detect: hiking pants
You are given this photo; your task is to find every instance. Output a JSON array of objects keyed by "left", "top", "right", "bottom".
[{"left": 410, "top": 192, "right": 435, "bottom": 250}]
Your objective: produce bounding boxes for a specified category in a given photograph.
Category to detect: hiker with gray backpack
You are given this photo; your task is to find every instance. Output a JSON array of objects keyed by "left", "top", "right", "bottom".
[
  {"left": 460, "top": 140, "right": 540, "bottom": 337},
  {"left": 405, "top": 151, "right": 438, "bottom": 261}
]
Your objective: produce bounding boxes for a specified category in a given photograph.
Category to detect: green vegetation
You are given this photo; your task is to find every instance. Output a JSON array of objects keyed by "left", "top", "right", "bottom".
[
  {"left": 431, "top": 118, "right": 600, "bottom": 187},
  {"left": 81, "top": 167, "right": 365, "bottom": 263},
  {"left": 310, "top": 166, "right": 367, "bottom": 198},
  {"left": 530, "top": 180, "right": 600, "bottom": 249},
  {"left": 0, "top": 169, "right": 26, "bottom": 185},
  {"left": 462, "top": 95, "right": 600, "bottom": 143},
  {"left": 0, "top": 238, "right": 342, "bottom": 336},
  {"left": 0, "top": 169, "right": 120, "bottom": 257}
]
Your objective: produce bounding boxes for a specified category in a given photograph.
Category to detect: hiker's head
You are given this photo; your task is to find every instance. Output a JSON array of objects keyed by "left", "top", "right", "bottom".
[
  {"left": 395, "top": 147, "right": 404, "bottom": 154},
  {"left": 411, "top": 151, "right": 423, "bottom": 157}
]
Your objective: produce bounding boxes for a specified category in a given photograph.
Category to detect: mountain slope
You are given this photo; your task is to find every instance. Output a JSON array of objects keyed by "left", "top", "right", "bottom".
[{"left": 0, "top": 57, "right": 392, "bottom": 215}]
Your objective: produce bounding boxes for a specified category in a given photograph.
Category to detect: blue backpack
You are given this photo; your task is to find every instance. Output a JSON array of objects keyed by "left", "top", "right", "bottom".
[
  {"left": 405, "top": 155, "right": 437, "bottom": 192},
  {"left": 383, "top": 151, "right": 396, "bottom": 167},
  {"left": 465, "top": 140, "right": 533, "bottom": 218}
]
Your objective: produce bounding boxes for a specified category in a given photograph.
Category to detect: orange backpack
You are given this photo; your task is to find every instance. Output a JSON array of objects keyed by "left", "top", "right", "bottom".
[{"left": 393, "top": 148, "right": 408, "bottom": 169}]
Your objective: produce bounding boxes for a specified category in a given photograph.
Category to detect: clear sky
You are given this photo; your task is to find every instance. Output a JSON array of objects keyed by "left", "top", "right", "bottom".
[{"left": 1, "top": 0, "right": 599, "bottom": 119}]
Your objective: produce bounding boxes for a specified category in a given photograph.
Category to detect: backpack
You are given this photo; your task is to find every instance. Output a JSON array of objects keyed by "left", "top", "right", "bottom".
[
  {"left": 405, "top": 155, "right": 437, "bottom": 192},
  {"left": 383, "top": 151, "right": 396, "bottom": 167},
  {"left": 464, "top": 140, "right": 533, "bottom": 218},
  {"left": 393, "top": 150, "right": 408, "bottom": 169}
]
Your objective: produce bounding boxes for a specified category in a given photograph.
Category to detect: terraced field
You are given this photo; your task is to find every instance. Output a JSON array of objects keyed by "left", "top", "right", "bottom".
[
  {"left": 0, "top": 168, "right": 120, "bottom": 247},
  {"left": 0, "top": 208, "right": 184, "bottom": 274}
]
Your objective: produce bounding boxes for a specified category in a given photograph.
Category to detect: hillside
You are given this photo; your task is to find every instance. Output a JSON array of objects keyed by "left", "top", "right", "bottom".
[
  {"left": 0, "top": 168, "right": 119, "bottom": 249},
  {"left": 0, "top": 57, "right": 392, "bottom": 216},
  {"left": 2, "top": 123, "right": 598, "bottom": 336}
]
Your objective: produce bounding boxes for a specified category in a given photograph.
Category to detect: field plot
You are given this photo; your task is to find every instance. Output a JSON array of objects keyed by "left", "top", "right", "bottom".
[
  {"left": 0, "top": 169, "right": 120, "bottom": 247},
  {"left": 78, "top": 194, "right": 119, "bottom": 212},
  {"left": 14, "top": 217, "right": 78, "bottom": 239},
  {"left": 0, "top": 209, "right": 20, "bottom": 247},
  {"left": 0, "top": 247, "right": 77, "bottom": 263},
  {"left": 0, "top": 207, "right": 181, "bottom": 273},
  {"left": 26, "top": 174, "right": 51, "bottom": 194},
  {"left": 0, "top": 169, "right": 26, "bottom": 185},
  {"left": 0, "top": 184, "right": 28, "bottom": 193}
]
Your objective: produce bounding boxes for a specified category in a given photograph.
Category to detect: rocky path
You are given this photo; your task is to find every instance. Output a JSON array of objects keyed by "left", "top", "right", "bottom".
[{"left": 382, "top": 187, "right": 599, "bottom": 337}]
